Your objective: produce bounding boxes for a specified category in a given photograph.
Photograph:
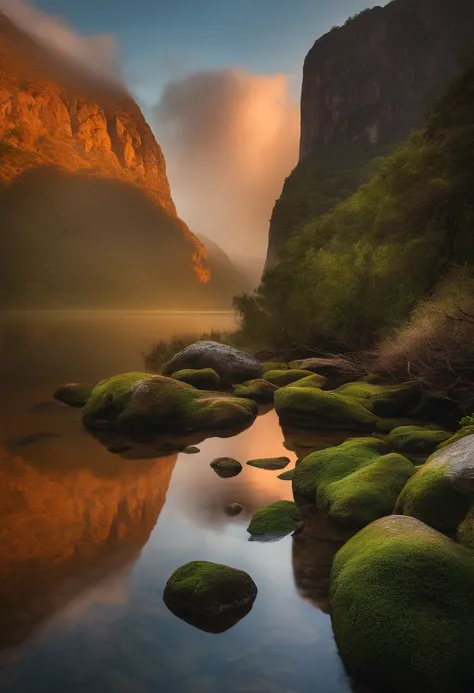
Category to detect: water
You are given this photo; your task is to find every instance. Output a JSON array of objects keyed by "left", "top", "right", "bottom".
[{"left": 0, "top": 310, "right": 357, "bottom": 693}]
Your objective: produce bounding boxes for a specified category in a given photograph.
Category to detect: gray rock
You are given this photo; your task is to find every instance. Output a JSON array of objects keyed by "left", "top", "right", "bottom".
[
  {"left": 162, "top": 341, "right": 262, "bottom": 385},
  {"left": 432, "top": 434, "right": 474, "bottom": 494}
]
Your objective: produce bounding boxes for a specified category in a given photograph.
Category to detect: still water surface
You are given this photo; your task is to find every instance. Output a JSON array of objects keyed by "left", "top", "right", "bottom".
[{"left": 0, "top": 311, "right": 359, "bottom": 693}]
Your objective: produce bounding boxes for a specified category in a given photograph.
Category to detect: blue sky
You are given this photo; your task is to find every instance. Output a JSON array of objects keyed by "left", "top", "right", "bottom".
[{"left": 34, "top": 0, "right": 388, "bottom": 105}]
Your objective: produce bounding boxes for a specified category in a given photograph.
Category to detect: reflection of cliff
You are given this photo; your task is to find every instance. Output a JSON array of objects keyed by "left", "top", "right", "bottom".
[{"left": 0, "top": 446, "right": 176, "bottom": 652}]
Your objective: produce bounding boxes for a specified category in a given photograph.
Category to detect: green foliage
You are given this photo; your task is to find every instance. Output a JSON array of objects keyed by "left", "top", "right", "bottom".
[
  {"left": 460, "top": 414, "right": 474, "bottom": 427},
  {"left": 235, "top": 61, "right": 474, "bottom": 351}
]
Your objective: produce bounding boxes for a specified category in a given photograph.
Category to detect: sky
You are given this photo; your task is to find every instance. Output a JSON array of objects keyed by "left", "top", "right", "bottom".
[{"left": 9, "top": 0, "right": 389, "bottom": 263}]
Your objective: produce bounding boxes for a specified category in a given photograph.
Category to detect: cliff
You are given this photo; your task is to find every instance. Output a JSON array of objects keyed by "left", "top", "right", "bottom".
[
  {"left": 265, "top": 0, "right": 474, "bottom": 267},
  {"left": 0, "top": 12, "right": 245, "bottom": 308}
]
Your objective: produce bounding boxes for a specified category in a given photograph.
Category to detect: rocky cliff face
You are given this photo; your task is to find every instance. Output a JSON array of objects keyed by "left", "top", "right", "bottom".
[
  {"left": 266, "top": 0, "right": 474, "bottom": 267},
  {"left": 0, "top": 12, "right": 245, "bottom": 307}
]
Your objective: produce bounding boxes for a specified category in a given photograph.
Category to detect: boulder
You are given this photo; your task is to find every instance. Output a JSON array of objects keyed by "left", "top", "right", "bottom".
[
  {"left": 82, "top": 373, "right": 257, "bottom": 435},
  {"left": 262, "top": 369, "right": 317, "bottom": 387},
  {"left": 246, "top": 456, "right": 290, "bottom": 470},
  {"left": 247, "top": 500, "right": 303, "bottom": 539},
  {"left": 162, "top": 341, "right": 262, "bottom": 385},
  {"left": 275, "top": 386, "right": 380, "bottom": 431},
  {"left": 290, "top": 356, "right": 356, "bottom": 387},
  {"left": 331, "top": 516, "right": 474, "bottom": 693},
  {"left": 293, "top": 438, "right": 414, "bottom": 526},
  {"left": 210, "top": 457, "right": 242, "bottom": 478},
  {"left": 335, "top": 381, "right": 423, "bottom": 418},
  {"left": 385, "top": 425, "right": 451, "bottom": 457},
  {"left": 163, "top": 561, "right": 257, "bottom": 615},
  {"left": 395, "top": 435, "right": 474, "bottom": 532},
  {"left": 170, "top": 368, "right": 221, "bottom": 390},
  {"left": 232, "top": 379, "right": 277, "bottom": 403},
  {"left": 284, "top": 374, "right": 327, "bottom": 389},
  {"left": 54, "top": 383, "right": 94, "bottom": 408}
]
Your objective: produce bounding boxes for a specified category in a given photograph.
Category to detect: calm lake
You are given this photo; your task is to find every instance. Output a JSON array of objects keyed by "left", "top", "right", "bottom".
[{"left": 0, "top": 310, "right": 362, "bottom": 693}]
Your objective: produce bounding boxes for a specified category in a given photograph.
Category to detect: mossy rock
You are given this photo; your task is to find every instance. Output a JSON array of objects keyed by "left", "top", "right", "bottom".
[
  {"left": 232, "top": 379, "right": 277, "bottom": 403},
  {"left": 162, "top": 341, "right": 262, "bottom": 385},
  {"left": 247, "top": 500, "right": 303, "bottom": 539},
  {"left": 284, "top": 373, "right": 327, "bottom": 389},
  {"left": 335, "top": 381, "right": 423, "bottom": 418},
  {"left": 376, "top": 417, "right": 425, "bottom": 433},
  {"left": 437, "top": 425, "right": 474, "bottom": 450},
  {"left": 262, "top": 369, "right": 316, "bottom": 387},
  {"left": 293, "top": 438, "right": 413, "bottom": 527},
  {"left": 246, "top": 456, "right": 290, "bottom": 470},
  {"left": 163, "top": 561, "right": 258, "bottom": 616},
  {"left": 54, "top": 382, "right": 94, "bottom": 408},
  {"left": 386, "top": 425, "right": 451, "bottom": 456},
  {"left": 331, "top": 515, "right": 474, "bottom": 693},
  {"left": 275, "top": 386, "right": 380, "bottom": 431},
  {"left": 210, "top": 457, "right": 242, "bottom": 478},
  {"left": 278, "top": 469, "right": 295, "bottom": 481},
  {"left": 82, "top": 373, "right": 257, "bottom": 435},
  {"left": 170, "top": 368, "right": 221, "bottom": 390},
  {"left": 395, "top": 435, "right": 474, "bottom": 532},
  {"left": 261, "top": 361, "right": 289, "bottom": 372}
]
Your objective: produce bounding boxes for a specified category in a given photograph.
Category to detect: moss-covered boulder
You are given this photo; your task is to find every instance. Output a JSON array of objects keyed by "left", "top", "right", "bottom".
[
  {"left": 163, "top": 561, "right": 258, "bottom": 616},
  {"left": 284, "top": 374, "right": 327, "bottom": 389},
  {"left": 170, "top": 368, "right": 221, "bottom": 390},
  {"left": 162, "top": 341, "right": 262, "bottom": 385},
  {"left": 54, "top": 383, "right": 94, "bottom": 408},
  {"left": 246, "top": 456, "right": 290, "bottom": 470},
  {"left": 278, "top": 469, "right": 295, "bottom": 481},
  {"left": 82, "top": 373, "right": 257, "bottom": 435},
  {"left": 247, "top": 500, "right": 303, "bottom": 539},
  {"left": 331, "top": 515, "right": 474, "bottom": 693},
  {"left": 335, "top": 381, "right": 423, "bottom": 418},
  {"left": 232, "top": 379, "right": 277, "bottom": 403},
  {"left": 262, "top": 369, "right": 316, "bottom": 387},
  {"left": 395, "top": 435, "right": 474, "bottom": 532},
  {"left": 293, "top": 438, "right": 413, "bottom": 527},
  {"left": 289, "top": 357, "right": 355, "bottom": 387},
  {"left": 261, "top": 361, "right": 289, "bottom": 372},
  {"left": 275, "top": 386, "right": 380, "bottom": 431},
  {"left": 210, "top": 457, "right": 243, "bottom": 478},
  {"left": 386, "top": 425, "right": 451, "bottom": 456}
]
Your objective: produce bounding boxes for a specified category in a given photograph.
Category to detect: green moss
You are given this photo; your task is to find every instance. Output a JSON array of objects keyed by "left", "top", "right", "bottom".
[
  {"left": 53, "top": 382, "right": 94, "bottom": 408},
  {"left": 261, "top": 361, "right": 289, "bottom": 372},
  {"left": 278, "top": 469, "right": 295, "bottom": 481},
  {"left": 285, "top": 373, "right": 327, "bottom": 389},
  {"left": 335, "top": 381, "right": 423, "bottom": 417},
  {"left": 331, "top": 516, "right": 474, "bottom": 693},
  {"left": 437, "top": 426, "right": 474, "bottom": 450},
  {"left": 210, "top": 457, "right": 242, "bottom": 477},
  {"left": 293, "top": 438, "right": 390, "bottom": 498},
  {"left": 335, "top": 381, "right": 386, "bottom": 399},
  {"left": 262, "top": 369, "right": 316, "bottom": 387},
  {"left": 170, "top": 368, "right": 221, "bottom": 390},
  {"left": 82, "top": 372, "right": 257, "bottom": 434},
  {"left": 163, "top": 561, "right": 257, "bottom": 615},
  {"left": 275, "top": 386, "right": 380, "bottom": 430},
  {"left": 395, "top": 459, "right": 472, "bottom": 532},
  {"left": 376, "top": 417, "right": 424, "bottom": 433},
  {"left": 246, "top": 456, "right": 290, "bottom": 470},
  {"left": 247, "top": 500, "right": 302, "bottom": 539},
  {"left": 386, "top": 425, "right": 451, "bottom": 455},
  {"left": 232, "top": 379, "right": 277, "bottom": 403}
]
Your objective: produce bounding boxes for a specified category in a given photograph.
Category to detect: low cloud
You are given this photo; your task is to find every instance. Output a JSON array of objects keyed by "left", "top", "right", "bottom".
[
  {"left": 154, "top": 68, "right": 299, "bottom": 263},
  {"left": 0, "top": 0, "right": 121, "bottom": 84}
]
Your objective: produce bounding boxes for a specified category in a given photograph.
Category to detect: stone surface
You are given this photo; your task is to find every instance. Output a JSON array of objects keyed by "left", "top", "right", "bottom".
[
  {"left": 246, "top": 457, "right": 291, "bottom": 471},
  {"left": 53, "top": 383, "right": 94, "bottom": 408}
]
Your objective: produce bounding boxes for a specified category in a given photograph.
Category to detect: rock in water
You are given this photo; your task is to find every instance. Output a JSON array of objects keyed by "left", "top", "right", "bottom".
[
  {"left": 82, "top": 373, "right": 257, "bottom": 435},
  {"left": 162, "top": 341, "right": 262, "bottom": 385},
  {"left": 331, "top": 515, "right": 474, "bottom": 693},
  {"left": 210, "top": 458, "right": 243, "bottom": 478},
  {"left": 225, "top": 503, "right": 243, "bottom": 516},
  {"left": 232, "top": 379, "right": 278, "bottom": 403},
  {"left": 246, "top": 457, "right": 290, "bottom": 470},
  {"left": 163, "top": 561, "right": 257, "bottom": 615},
  {"left": 54, "top": 383, "right": 94, "bottom": 408},
  {"left": 170, "top": 368, "right": 221, "bottom": 390},
  {"left": 247, "top": 500, "right": 303, "bottom": 540}
]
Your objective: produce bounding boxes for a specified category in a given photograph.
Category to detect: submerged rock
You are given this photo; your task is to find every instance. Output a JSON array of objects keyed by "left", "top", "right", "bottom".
[
  {"left": 246, "top": 456, "right": 290, "bottom": 471},
  {"left": 54, "top": 383, "right": 94, "bottom": 408},
  {"left": 232, "top": 379, "right": 278, "bottom": 403},
  {"left": 170, "top": 368, "right": 221, "bottom": 390},
  {"left": 395, "top": 434, "right": 474, "bottom": 532},
  {"left": 183, "top": 446, "right": 200, "bottom": 454},
  {"left": 210, "top": 457, "right": 243, "bottom": 478},
  {"left": 331, "top": 516, "right": 474, "bottom": 693},
  {"left": 163, "top": 561, "right": 258, "bottom": 616},
  {"left": 275, "top": 386, "right": 379, "bottom": 431},
  {"left": 247, "top": 500, "right": 303, "bottom": 540},
  {"left": 262, "top": 369, "right": 318, "bottom": 387},
  {"left": 293, "top": 438, "right": 414, "bottom": 527},
  {"left": 82, "top": 373, "right": 257, "bottom": 435},
  {"left": 162, "top": 341, "right": 262, "bottom": 385}
]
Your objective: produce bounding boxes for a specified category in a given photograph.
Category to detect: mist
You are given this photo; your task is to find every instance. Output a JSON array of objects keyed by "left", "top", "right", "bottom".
[
  {"left": 154, "top": 68, "right": 300, "bottom": 265},
  {"left": 0, "top": 0, "right": 122, "bottom": 84}
]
